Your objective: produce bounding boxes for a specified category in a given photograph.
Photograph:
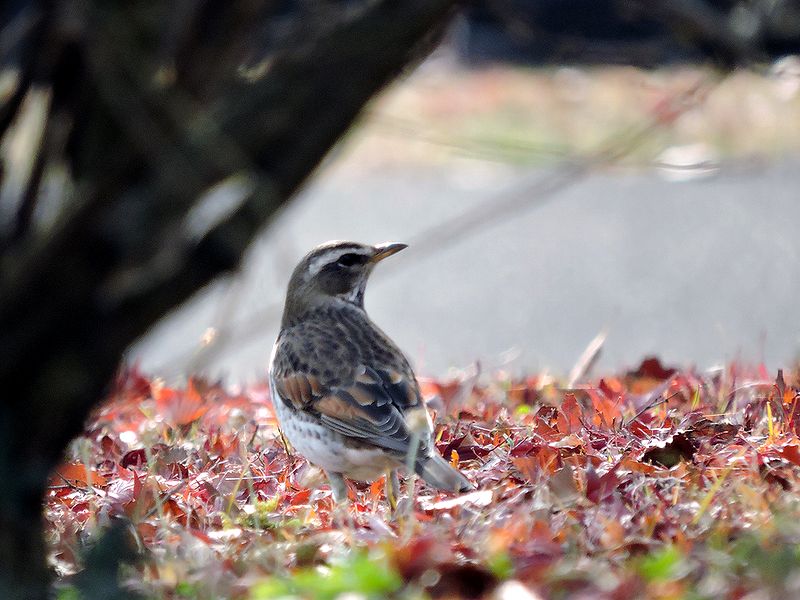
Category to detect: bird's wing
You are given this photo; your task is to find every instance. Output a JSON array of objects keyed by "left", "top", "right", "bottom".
[{"left": 272, "top": 361, "right": 430, "bottom": 456}]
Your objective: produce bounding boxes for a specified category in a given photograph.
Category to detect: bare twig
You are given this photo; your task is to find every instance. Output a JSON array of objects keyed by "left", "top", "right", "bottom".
[{"left": 568, "top": 329, "right": 608, "bottom": 388}]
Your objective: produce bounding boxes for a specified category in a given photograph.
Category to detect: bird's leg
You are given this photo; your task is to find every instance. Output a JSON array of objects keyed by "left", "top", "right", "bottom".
[
  {"left": 385, "top": 469, "right": 401, "bottom": 512},
  {"left": 327, "top": 471, "right": 348, "bottom": 504},
  {"left": 396, "top": 436, "right": 422, "bottom": 536},
  {"left": 326, "top": 471, "right": 354, "bottom": 534}
]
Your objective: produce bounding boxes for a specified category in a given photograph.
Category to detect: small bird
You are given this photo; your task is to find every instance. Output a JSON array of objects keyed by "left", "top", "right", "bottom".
[{"left": 269, "top": 241, "right": 473, "bottom": 506}]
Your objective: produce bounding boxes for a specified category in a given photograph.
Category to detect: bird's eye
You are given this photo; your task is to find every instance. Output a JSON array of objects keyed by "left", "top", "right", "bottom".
[{"left": 336, "top": 253, "right": 363, "bottom": 267}]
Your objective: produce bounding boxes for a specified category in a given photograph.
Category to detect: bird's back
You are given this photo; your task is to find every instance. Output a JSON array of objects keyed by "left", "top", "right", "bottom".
[
  {"left": 270, "top": 301, "right": 433, "bottom": 459},
  {"left": 273, "top": 301, "right": 421, "bottom": 411}
]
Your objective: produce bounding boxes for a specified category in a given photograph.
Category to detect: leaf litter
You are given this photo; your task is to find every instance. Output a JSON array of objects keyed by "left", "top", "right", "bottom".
[{"left": 45, "top": 359, "right": 800, "bottom": 599}]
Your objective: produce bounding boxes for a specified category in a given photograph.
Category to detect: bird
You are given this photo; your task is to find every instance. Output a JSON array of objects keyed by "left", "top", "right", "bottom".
[{"left": 269, "top": 240, "right": 473, "bottom": 507}]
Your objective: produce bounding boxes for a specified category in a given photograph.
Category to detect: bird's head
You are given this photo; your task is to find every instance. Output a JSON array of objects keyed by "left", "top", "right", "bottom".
[{"left": 283, "top": 241, "right": 407, "bottom": 321}]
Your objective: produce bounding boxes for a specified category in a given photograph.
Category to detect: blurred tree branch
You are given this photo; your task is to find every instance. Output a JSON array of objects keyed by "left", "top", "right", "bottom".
[
  {"left": 621, "top": 0, "right": 764, "bottom": 66},
  {"left": 0, "top": 1, "right": 456, "bottom": 597},
  {"left": 471, "top": 0, "right": 792, "bottom": 66}
]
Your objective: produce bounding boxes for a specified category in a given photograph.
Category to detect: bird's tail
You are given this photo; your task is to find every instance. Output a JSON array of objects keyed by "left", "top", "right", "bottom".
[{"left": 416, "top": 454, "right": 474, "bottom": 493}]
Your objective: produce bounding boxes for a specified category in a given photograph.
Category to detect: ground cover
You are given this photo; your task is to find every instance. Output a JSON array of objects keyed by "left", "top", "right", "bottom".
[{"left": 46, "top": 359, "right": 800, "bottom": 599}]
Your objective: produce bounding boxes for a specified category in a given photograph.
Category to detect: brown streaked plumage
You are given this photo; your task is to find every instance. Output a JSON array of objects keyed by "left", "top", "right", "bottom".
[{"left": 269, "top": 241, "right": 473, "bottom": 505}]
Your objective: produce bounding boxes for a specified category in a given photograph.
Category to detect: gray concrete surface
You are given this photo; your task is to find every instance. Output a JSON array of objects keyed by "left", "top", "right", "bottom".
[{"left": 132, "top": 158, "right": 800, "bottom": 381}]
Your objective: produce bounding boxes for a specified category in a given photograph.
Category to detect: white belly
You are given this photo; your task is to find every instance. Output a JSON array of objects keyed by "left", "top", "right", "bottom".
[{"left": 269, "top": 376, "right": 395, "bottom": 481}]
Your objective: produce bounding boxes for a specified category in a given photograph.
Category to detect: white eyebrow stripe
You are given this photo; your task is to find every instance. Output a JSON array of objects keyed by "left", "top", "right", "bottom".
[{"left": 306, "top": 248, "right": 369, "bottom": 276}]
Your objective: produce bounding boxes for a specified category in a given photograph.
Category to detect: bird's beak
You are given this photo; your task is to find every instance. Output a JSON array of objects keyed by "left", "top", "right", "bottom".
[{"left": 370, "top": 242, "right": 408, "bottom": 263}]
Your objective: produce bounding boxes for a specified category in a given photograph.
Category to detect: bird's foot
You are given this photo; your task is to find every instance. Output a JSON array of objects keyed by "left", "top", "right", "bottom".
[
  {"left": 391, "top": 474, "right": 418, "bottom": 541},
  {"left": 330, "top": 501, "right": 355, "bottom": 536},
  {"left": 326, "top": 471, "right": 356, "bottom": 538}
]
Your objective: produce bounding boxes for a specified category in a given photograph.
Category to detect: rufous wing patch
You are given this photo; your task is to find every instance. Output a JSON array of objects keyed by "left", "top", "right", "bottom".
[
  {"left": 308, "top": 375, "right": 323, "bottom": 395},
  {"left": 382, "top": 368, "right": 404, "bottom": 385},
  {"left": 275, "top": 374, "right": 322, "bottom": 410},
  {"left": 296, "top": 374, "right": 312, "bottom": 399},
  {"left": 355, "top": 366, "right": 378, "bottom": 385},
  {"left": 315, "top": 394, "right": 371, "bottom": 423},
  {"left": 348, "top": 384, "right": 376, "bottom": 407}
]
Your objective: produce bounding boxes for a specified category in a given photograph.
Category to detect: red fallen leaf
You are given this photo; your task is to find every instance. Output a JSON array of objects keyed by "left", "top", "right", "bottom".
[
  {"left": 100, "top": 435, "right": 123, "bottom": 458},
  {"left": 49, "top": 486, "right": 75, "bottom": 500},
  {"left": 513, "top": 456, "right": 541, "bottom": 482},
  {"left": 550, "top": 433, "right": 584, "bottom": 449},
  {"left": 510, "top": 441, "right": 562, "bottom": 472},
  {"left": 53, "top": 462, "right": 108, "bottom": 487},
  {"left": 510, "top": 439, "right": 538, "bottom": 457},
  {"left": 511, "top": 549, "right": 561, "bottom": 583},
  {"left": 619, "top": 456, "right": 659, "bottom": 475},
  {"left": 599, "top": 378, "right": 624, "bottom": 400},
  {"left": 534, "top": 405, "right": 558, "bottom": 422},
  {"left": 289, "top": 489, "right": 311, "bottom": 506},
  {"left": 628, "top": 420, "right": 654, "bottom": 439},
  {"left": 688, "top": 419, "right": 740, "bottom": 444},
  {"left": 189, "top": 528, "right": 215, "bottom": 545},
  {"left": 762, "top": 466, "right": 792, "bottom": 490},
  {"left": 507, "top": 384, "right": 533, "bottom": 406},
  {"left": 585, "top": 463, "right": 621, "bottom": 504},
  {"left": 112, "top": 472, "right": 188, "bottom": 523},
  {"left": 452, "top": 444, "right": 494, "bottom": 460},
  {"left": 163, "top": 497, "right": 191, "bottom": 522},
  {"left": 438, "top": 433, "right": 466, "bottom": 456},
  {"left": 410, "top": 510, "right": 435, "bottom": 523},
  {"left": 121, "top": 448, "right": 148, "bottom": 469},
  {"left": 439, "top": 431, "right": 494, "bottom": 461},
  {"left": 417, "top": 377, "right": 461, "bottom": 405},
  {"left": 204, "top": 431, "right": 240, "bottom": 458},
  {"left": 71, "top": 502, "right": 92, "bottom": 519},
  {"left": 778, "top": 444, "right": 800, "bottom": 467},
  {"left": 627, "top": 356, "right": 677, "bottom": 381},
  {"left": 533, "top": 416, "right": 560, "bottom": 442},
  {"left": 186, "top": 478, "right": 218, "bottom": 505},
  {"left": 587, "top": 388, "right": 622, "bottom": 428},
  {"left": 625, "top": 359, "right": 680, "bottom": 396},
  {"left": 153, "top": 377, "right": 209, "bottom": 427},
  {"left": 787, "top": 395, "right": 800, "bottom": 434},
  {"left": 161, "top": 462, "right": 190, "bottom": 480},
  {"left": 391, "top": 536, "right": 473, "bottom": 579},
  {"left": 368, "top": 478, "right": 384, "bottom": 501},
  {"left": 513, "top": 453, "right": 558, "bottom": 484},
  {"left": 557, "top": 394, "right": 582, "bottom": 434},
  {"left": 105, "top": 478, "right": 137, "bottom": 515},
  {"left": 113, "top": 364, "right": 152, "bottom": 401},
  {"left": 744, "top": 398, "right": 766, "bottom": 432},
  {"left": 202, "top": 394, "right": 254, "bottom": 428},
  {"left": 564, "top": 454, "right": 603, "bottom": 470}
]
